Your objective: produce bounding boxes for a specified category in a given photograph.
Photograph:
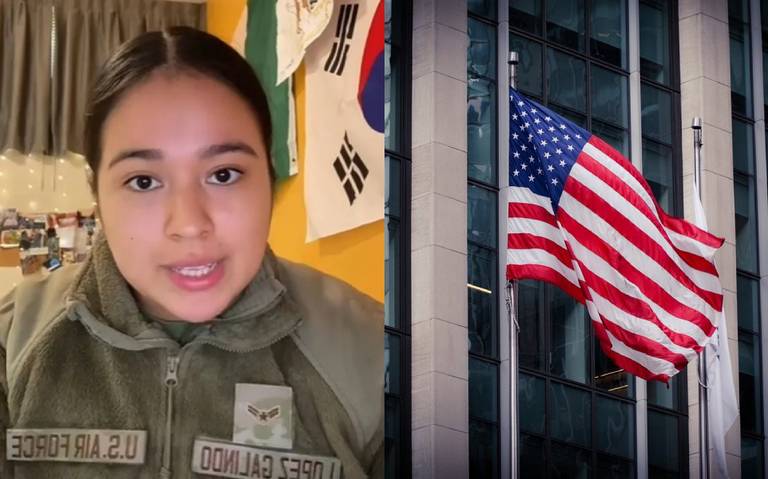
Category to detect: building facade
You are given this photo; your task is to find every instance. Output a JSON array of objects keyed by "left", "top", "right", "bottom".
[{"left": 386, "top": 0, "right": 768, "bottom": 477}]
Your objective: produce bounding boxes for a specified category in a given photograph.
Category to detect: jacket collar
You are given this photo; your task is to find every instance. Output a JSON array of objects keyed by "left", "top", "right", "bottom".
[{"left": 65, "top": 234, "right": 301, "bottom": 352}]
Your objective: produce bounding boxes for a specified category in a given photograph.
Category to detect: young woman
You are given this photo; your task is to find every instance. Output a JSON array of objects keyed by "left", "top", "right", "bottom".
[{"left": 0, "top": 27, "right": 383, "bottom": 479}]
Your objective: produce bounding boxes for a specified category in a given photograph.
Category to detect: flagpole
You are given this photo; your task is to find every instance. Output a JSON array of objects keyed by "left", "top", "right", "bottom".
[
  {"left": 507, "top": 51, "right": 520, "bottom": 479},
  {"left": 693, "top": 117, "right": 710, "bottom": 479}
]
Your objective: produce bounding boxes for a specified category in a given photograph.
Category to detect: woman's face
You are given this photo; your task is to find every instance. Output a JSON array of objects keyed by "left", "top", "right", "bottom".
[{"left": 97, "top": 71, "right": 272, "bottom": 323}]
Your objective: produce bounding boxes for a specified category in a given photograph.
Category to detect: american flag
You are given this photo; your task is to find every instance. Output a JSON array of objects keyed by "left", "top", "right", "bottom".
[{"left": 506, "top": 89, "right": 724, "bottom": 382}]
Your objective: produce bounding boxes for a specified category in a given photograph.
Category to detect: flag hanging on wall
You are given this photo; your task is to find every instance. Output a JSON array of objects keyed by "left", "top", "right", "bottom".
[
  {"left": 505, "top": 88, "right": 724, "bottom": 382},
  {"left": 231, "top": 0, "right": 307, "bottom": 179},
  {"left": 303, "top": 0, "right": 384, "bottom": 241}
]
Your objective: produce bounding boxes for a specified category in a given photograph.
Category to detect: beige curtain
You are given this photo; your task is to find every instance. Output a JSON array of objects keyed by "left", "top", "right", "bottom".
[
  {"left": 51, "top": 0, "right": 205, "bottom": 156},
  {"left": 0, "top": 0, "right": 54, "bottom": 154},
  {"left": 0, "top": 0, "right": 204, "bottom": 156}
]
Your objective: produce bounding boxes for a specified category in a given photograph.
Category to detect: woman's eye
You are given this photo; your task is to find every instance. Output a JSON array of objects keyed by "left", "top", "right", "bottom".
[
  {"left": 125, "top": 175, "right": 162, "bottom": 192},
  {"left": 207, "top": 168, "right": 243, "bottom": 185}
]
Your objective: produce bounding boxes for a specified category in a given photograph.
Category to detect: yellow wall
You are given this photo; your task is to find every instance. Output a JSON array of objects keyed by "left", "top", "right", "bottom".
[
  {"left": 206, "top": 0, "right": 244, "bottom": 43},
  {"left": 207, "top": 0, "right": 384, "bottom": 302}
]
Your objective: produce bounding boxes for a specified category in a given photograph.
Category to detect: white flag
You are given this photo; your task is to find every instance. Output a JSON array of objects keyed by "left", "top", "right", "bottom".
[
  {"left": 694, "top": 181, "right": 739, "bottom": 478},
  {"left": 303, "top": 0, "right": 384, "bottom": 241},
  {"left": 276, "top": 0, "right": 334, "bottom": 84}
]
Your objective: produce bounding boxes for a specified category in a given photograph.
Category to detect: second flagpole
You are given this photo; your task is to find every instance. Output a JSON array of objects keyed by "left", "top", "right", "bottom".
[{"left": 693, "top": 117, "right": 710, "bottom": 479}]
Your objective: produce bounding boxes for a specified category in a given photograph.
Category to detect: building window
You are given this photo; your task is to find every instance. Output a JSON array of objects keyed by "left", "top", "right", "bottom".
[
  {"left": 384, "top": 0, "right": 411, "bottom": 477},
  {"left": 469, "top": 2, "right": 500, "bottom": 478},
  {"left": 640, "top": 0, "right": 682, "bottom": 216},
  {"left": 518, "top": 281, "right": 637, "bottom": 477},
  {"left": 731, "top": 1, "right": 764, "bottom": 476},
  {"left": 638, "top": 3, "right": 689, "bottom": 476},
  {"left": 509, "top": 1, "right": 697, "bottom": 476}
]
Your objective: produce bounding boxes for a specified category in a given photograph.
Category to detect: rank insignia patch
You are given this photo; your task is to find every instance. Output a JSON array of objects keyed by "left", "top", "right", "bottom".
[{"left": 233, "top": 384, "right": 293, "bottom": 450}]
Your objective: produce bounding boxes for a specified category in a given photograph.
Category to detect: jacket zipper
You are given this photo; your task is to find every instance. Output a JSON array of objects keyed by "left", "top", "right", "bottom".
[
  {"left": 159, "top": 352, "right": 180, "bottom": 479},
  {"left": 153, "top": 304, "right": 295, "bottom": 478}
]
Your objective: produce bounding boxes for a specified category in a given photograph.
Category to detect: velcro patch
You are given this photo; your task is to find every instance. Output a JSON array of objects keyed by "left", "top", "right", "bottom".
[
  {"left": 192, "top": 438, "right": 341, "bottom": 479},
  {"left": 6, "top": 428, "right": 147, "bottom": 464},
  {"left": 233, "top": 383, "right": 293, "bottom": 450}
]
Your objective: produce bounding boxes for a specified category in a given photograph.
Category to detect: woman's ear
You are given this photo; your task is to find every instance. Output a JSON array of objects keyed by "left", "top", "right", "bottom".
[{"left": 85, "top": 165, "right": 101, "bottom": 218}]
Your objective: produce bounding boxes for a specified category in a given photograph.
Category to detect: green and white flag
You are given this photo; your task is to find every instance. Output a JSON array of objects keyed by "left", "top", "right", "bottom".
[{"left": 231, "top": 1, "right": 333, "bottom": 179}]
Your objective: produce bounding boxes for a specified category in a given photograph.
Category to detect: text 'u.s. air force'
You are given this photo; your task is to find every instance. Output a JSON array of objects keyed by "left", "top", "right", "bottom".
[{"left": 6, "top": 428, "right": 147, "bottom": 464}]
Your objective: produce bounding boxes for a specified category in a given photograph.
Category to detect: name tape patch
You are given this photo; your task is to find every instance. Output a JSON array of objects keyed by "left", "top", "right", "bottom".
[
  {"left": 192, "top": 438, "right": 342, "bottom": 479},
  {"left": 6, "top": 428, "right": 147, "bottom": 464}
]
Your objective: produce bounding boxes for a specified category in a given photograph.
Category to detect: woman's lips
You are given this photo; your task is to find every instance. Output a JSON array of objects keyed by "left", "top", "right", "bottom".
[{"left": 165, "top": 260, "right": 225, "bottom": 292}]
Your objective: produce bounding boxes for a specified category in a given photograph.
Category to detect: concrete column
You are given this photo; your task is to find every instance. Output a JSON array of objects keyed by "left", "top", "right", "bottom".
[
  {"left": 411, "top": 1, "right": 469, "bottom": 478},
  {"left": 678, "top": 0, "right": 741, "bottom": 476}
]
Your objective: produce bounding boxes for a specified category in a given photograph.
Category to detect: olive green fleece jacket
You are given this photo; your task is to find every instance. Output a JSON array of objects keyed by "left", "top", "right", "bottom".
[{"left": 0, "top": 235, "right": 384, "bottom": 478}]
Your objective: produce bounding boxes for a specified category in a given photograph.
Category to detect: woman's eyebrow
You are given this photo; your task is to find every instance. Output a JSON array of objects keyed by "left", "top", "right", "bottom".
[
  {"left": 199, "top": 142, "right": 258, "bottom": 159},
  {"left": 108, "top": 148, "right": 163, "bottom": 168},
  {"left": 107, "top": 142, "right": 257, "bottom": 169}
]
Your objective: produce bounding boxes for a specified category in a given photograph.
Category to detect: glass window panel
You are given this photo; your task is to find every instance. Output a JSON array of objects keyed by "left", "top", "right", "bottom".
[
  {"left": 639, "top": 0, "right": 670, "bottom": 84},
  {"left": 738, "top": 332, "right": 762, "bottom": 434},
  {"left": 547, "top": 48, "right": 586, "bottom": 113},
  {"left": 730, "top": 20, "right": 753, "bottom": 118},
  {"left": 518, "top": 280, "right": 545, "bottom": 371},
  {"left": 732, "top": 118, "right": 755, "bottom": 175},
  {"left": 385, "top": 41, "right": 400, "bottom": 152},
  {"left": 385, "top": 41, "right": 394, "bottom": 150},
  {"left": 384, "top": 396, "right": 401, "bottom": 479},
  {"left": 385, "top": 218, "right": 400, "bottom": 328},
  {"left": 648, "top": 411, "right": 680, "bottom": 474},
  {"left": 550, "top": 287, "right": 589, "bottom": 383},
  {"left": 468, "top": 18, "right": 496, "bottom": 79},
  {"left": 385, "top": 333, "right": 401, "bottom": 396},
  {"left": 550, "top": 103, "right": 587, "bottom": 128},
  {"left": 641, "top": 84, "right": 673, "bottom": 144},
  {"left": 520, "top": 434, "right": 546, "bottom": 479},
  {"left": 596, "top": 454, "right": 634, "bottom": 479},
  {"left": 549, "top": 382, "right": 591, "bottom": 447},
  {"left": 742, "top": 436, "right": 764, "bottom": 479},
  {"left": 764, "top": 49, "right": 768, "bottom": 118},
  {"left": 729, "top": 0, "right": 750, "bottom": 24},
  {"left": 763, "top": 0, "right": 768, "bottom": 28},
  {"left": 467, "top": 18, "right": 497, "bottom": 186},
  {"left": 468, "top": 76, "right": 497, "bottom": 184},
  {"left": 470, "top": 420, "right": 499, "bottom": 478},
  {"left": 737, "top": 274, "right": 760, "bottom": 333},
  {"left": 510, "top": 0, "right": 542, "bottom": 35},
  {"left": 467, "top": 185, "right": 497, "bottom": 247},
  {"left": 592, "top": 121, "right": 629, "bottom": 157},
  {"left": 648, "top": 374, "right": 681, "bottom": 411},
  {"left": 596, "top": 396, "right": 634, "bottom": 458},
  {"left": 734, "top": 175, "right": 759, "bottom": 273},
  {"left": 648, "top": 469, "right": 680, "bottom": 479},
  {"left": 469, "top": 358, "right": 499, "bottom": 422},
  {"left": 594, "top": 337, "right": 634, "bottom": 398},
  {"left": 385, "top": 157, "right": 401, "bottom": 217},
  {"left": 590, "top": 0, "right": 627, "bottom": 69},
  {"left": 510, "top": 34, "right": 543, "bottom": 98},
  {"left": 642, "top": 140, "right": 674, "bottom": 214},
  {"left": 519, "top": 373, "right": 546, "bottom": 434},
  {"left": 469, "top": 0, "right": 497, "bottom": 19},
  {"left": 550, "top": 442, "right": 591, "bottom": 478},
  {"left": 591, "top": 66, "right": 628, "bottom": 128},
  {"left": 546, "top": 0, "right": 585, "bottom": 52},
  {"left": 468, "top": 244, "right": 498, "bottom": 357}
]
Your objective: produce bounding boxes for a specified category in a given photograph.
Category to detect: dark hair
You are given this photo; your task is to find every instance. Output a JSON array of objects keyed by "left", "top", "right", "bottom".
[{"left": 84, "top": 26, "right": 273, "bottom": 193}]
